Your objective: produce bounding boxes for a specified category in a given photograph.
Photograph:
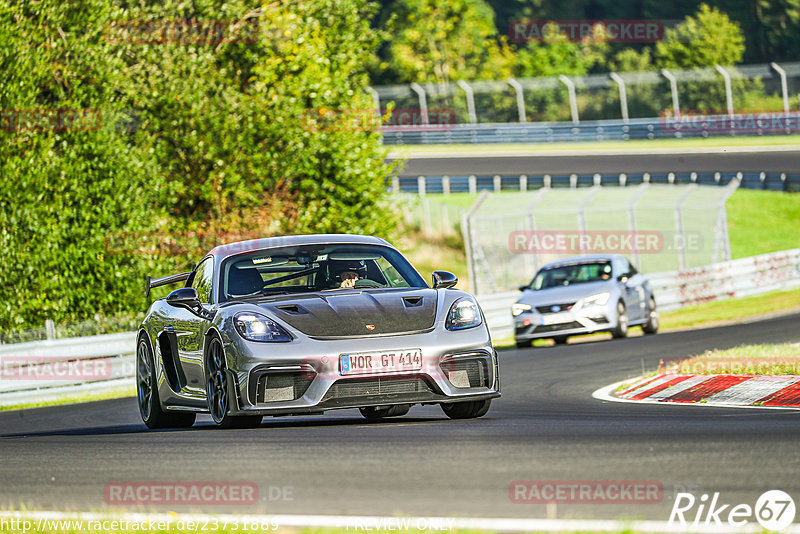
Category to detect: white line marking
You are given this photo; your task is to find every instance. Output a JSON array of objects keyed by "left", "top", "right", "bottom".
[
  {"left": 592, "top": 377, "right": 800, "bottom": 411},
  {"left": 388, "top": 145, "right": 800, "bottom": 159},
  {"left": 0, "top": 510, "right": 789, "bottom": 534}
]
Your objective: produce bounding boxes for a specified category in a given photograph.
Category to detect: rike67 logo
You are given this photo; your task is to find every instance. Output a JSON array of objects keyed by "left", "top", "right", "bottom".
[{"left": 670, "top": 490, "right": 796, "bottom": 531}]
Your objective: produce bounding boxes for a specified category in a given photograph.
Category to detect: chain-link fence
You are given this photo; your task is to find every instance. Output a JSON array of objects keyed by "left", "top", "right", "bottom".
[
  {"left": 462, "top": 182, "right": 739, "bottom": 295},
  {"left": 372, "top": 61, "right": 800, "bottom": 143}
]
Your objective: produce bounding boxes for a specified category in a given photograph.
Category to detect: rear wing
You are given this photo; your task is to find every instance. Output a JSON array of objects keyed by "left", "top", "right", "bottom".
[{"left": 146, "top": 272, "right": 192, "bottom": 298}]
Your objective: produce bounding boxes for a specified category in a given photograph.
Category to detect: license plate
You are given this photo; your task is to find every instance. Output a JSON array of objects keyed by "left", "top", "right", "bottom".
[
  {"left": 340, "top": 349, "right": 422, "bottom": 376},
  {"left": 541, "top": 311, "right": 573, "bottom": 325}
]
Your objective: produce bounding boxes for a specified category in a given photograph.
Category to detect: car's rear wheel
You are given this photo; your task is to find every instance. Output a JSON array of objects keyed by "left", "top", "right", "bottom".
[
  {"left": 441, "top": 399, "right": 491, "bottom": 419},
  {"left": 137, "top": 336, "right": 195, "bottom": 429},
  {"left": 552, "top": 336, "right": 568, "bottom": 345},
  {"left": 611, "top": 301, "right": 629, "bottom": 338},
  {"left": 206, "top": 336, "right": 262, "bottom": 429},
  {"left": 359, "top": 404, "right": 411, "bottom": 419},
  {"left": 642, "top": 297, "right": 659, "bottom": 334}
]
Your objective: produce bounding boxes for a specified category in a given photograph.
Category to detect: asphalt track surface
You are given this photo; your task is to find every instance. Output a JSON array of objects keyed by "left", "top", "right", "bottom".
[
  {"left": 1, "top": 313, "right": 799, "bottom": 521},
  {"left": 393, "top": 149, "right": 800, "bottom": 177}
]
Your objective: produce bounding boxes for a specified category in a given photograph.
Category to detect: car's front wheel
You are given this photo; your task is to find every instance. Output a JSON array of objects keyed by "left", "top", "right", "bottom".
[
  {"left": 441, "top": 399, "right": 491, "bottom": 419},
  {"left": 611, "top": 301, "right": 629, "bottom": 338},
  {"left": 137, "top": 336, "right": 195, "bottom": 429},
  {"left": 642, "top": 297, "right": 659, "bottom": 334},
  {"left": 206, "top": 336, "right": 262, "bottom": 429},
  {"left": 359, "top": 404, "right": 411, "bottom": 419}
]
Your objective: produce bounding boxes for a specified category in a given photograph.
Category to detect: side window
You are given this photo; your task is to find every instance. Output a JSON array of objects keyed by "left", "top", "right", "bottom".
[
  {"left": 612, "top": 258, "right": 629, "bottom": 277},
  {"left": 191, "top": 257, "right": 215, "bottom": 304}
]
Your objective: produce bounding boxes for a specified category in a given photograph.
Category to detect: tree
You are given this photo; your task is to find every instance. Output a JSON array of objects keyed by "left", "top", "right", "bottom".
[
  {"left": 655, "top": 3, "right": 745, "bottom": 68},
  {"left": 380, "top": 0, "right": 514, "bottom": 84}
]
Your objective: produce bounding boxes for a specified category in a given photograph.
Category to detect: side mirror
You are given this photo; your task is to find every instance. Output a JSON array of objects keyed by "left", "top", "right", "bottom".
[
  {"left": 432, "top": 271, "right": 458, "bottom": 289},
  {"left": 518, "top": 285, "right": 528, "bottom": 292},
  {"left": 167, "top": 287, "right": 201, "bottom": 311},
  {"left": 617, "top": 273, "right": 630, "bottom": 284}
]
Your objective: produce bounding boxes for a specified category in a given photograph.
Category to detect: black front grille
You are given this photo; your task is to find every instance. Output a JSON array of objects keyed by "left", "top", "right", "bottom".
[
  {"left": 534, "top": 321, "right": 583, "bottom": 333},
  {"left": 440, "top": 358, "right": 490, "bottom": 388},
  {"left": 535, "top": 302, "right": 575, "bottom": 314},
  {"left": 253, "top": 371, "right": 314, "bottom": 404},
  {"left": 322, "top": 377, "right": 432, "bottom": 401}
]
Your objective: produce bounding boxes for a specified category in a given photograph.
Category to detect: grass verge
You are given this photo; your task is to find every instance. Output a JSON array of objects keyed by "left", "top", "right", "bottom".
[
  {"left": 388, "top": 134, "right": 800, "bottom": 155},
  {"left": 0, "top": 385, "right": 135, "bottom": 412}
]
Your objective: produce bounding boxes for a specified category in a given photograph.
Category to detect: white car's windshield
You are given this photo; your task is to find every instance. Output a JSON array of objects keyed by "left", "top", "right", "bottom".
[{"left": 530, "top": 262, "right": 612, "bottom": 290}]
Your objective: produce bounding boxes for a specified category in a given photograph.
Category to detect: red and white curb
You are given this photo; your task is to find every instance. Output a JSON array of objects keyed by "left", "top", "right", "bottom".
[{"left": 594, "top": 373, "right": 800, "bottom": 409}]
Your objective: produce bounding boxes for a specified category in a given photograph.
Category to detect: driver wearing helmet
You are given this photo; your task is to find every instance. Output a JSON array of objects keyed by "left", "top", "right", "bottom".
[{"left": 330, "top": 260, "right": 368, "bottom": 289}]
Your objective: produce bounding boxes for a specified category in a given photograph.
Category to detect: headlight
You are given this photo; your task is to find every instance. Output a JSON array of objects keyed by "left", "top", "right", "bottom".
[
  {"left": 234, "top": 312, "right": 292, "bottom": 342},
  {"left": 582, "top": 292, "right": 610, "bottom": 307},
  {"left": 446, "top": 297, "right": 482, "bottom": 330},
  {"left": 512, "top": 303, "right": 532, "bottom": 317}
]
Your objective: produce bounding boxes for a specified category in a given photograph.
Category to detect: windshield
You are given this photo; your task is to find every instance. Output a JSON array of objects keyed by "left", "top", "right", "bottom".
[
  {"left": 219, "top": 244, "right": 426, "bottom": 301},
  {"left": 529, "top": 261, "right": 612, "bottom": 290}
]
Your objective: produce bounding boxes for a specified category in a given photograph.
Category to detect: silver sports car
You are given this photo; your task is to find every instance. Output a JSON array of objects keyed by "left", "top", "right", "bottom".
[
  {"left": 512, "top": 254, "right": 659, "bottom": 348},
  {"left": 137, "top": 234, "right": 500, "bottom": 429}
]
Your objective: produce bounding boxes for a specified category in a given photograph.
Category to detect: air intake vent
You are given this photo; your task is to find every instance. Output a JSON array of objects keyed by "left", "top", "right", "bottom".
[
  {"left": 276, "top": 304, "right": 307, "bottom": 314},
  {"left": 440, "top": 357, "right": 490, "bottom": 388},
  {"left": 252, "top": 370, "right": 314, "bottom": 404},
  {"left": 402, "top": 296, "right": 424, "bottom": 307}
]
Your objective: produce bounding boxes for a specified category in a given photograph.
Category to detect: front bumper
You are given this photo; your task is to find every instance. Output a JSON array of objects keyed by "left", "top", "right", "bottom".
[
  {"left": 514, "top": 303, "right": 617, "bottom": 341},
  {"left": 222, "top": 325, "right": 500, "bottom": 416}
]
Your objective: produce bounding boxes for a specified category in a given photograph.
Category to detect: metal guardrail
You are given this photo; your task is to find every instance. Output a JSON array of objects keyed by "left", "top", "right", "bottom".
[
  {"left": 1, "top": 249, "right": 798, "bottom": 405},
  {"left": 395, "top": 172, "right": 800, "bottom": 194},
  {"left": 382, "top": 115, "right": 800, "bottom": 145}
]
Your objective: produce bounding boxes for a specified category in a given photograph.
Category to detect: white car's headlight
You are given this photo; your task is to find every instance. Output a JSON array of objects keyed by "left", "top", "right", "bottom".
[
  {"left": 582, "top": 292, "right": 610, "bottom": 307},
  {"left": 234, "top": 312, "right": 292, "bottom": 342},
  {"left": 446, "top": 297, "right": 482, "bottom": 330},
  {"left": 512, "top": 303, "right": 532, "bottom": 317}
]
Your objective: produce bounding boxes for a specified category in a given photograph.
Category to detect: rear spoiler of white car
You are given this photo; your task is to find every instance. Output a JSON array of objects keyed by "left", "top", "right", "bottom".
[{"left": 146, "top": 272, "right": 191, "bottom": 298}]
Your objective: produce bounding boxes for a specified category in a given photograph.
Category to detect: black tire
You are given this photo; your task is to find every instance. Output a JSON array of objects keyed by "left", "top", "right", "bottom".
[
  {"left": 359, "top": 404, "right": 411, "bottom": 419},
  {"left": 611, "top": 301, "right": 629, "bottom": 339},
  {"left": 206, "top": 336, "right": 262, "bottom": 429},
  {"left": 137, "top": 336, "right": 196, "bottom": 429},
  {"left": 642, "top": 297, "right": 659, "bottom": 334},
  {"left": 552, "top": 336, "right": 568, "bottom": 345},
  {"left": 441, "top": 399, "right": 492, "bottom": 419},
  {"left": 515, "top": 339, "right": 532, "bottom": 348}
]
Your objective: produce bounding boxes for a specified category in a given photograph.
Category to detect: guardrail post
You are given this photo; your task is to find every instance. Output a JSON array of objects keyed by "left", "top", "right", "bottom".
[
  {"left": 559, "top": 75, "right": 579, "bottom": 125},
  {"left": 770, "top": 62, "right": 790, "bottom": 114},
  {"left": 544, "top": 174, "right": 552, "bottom": 188},
  {"left": 457, "top": 80, "right": 477, "bottom": 124},
  {"left": 609, "top": 72, "right": 629, "bottom": 123},
  {"left": 409, "top": 83, "right": 429, "bottom": 125},
  {"left": 45, "top": 319, "right": 56, "bottom": 340},
  {"left": 714, "top": 65, "right": 734, "bottom": 118},
  {"left": 367, "top": 87, "right": 380, "bottom": 115},
  {"left": 417, "top": 175, "right": 426, "bottom": 196},
  {"left": 619, "top": 173, "right": 627, "bottom": 186},
  {"left": 507, "top": 78, "right": 527, "bottom": 123},
  {"left": 519, "top": 174, "right": 527, "bottom": 191},
  {"left": 569, "top": 173, "right": 578, "bottom": 188},
  {"left": 442, "top": 175, "right": 451, "bottom": 195},
  {"left": 468, "top": 175, "right": 477, "bottom": 195},
  {"left": 493, "top": 175, "right": 502, "bottom": 192},
  {"left": 660, "top": 69, "right": 680, "bottom": 118}
]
